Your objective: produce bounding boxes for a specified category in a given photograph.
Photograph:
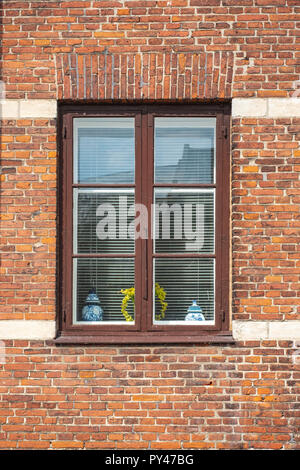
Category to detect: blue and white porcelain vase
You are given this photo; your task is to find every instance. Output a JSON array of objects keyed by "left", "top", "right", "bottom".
[
  {"left": 185, "top": 300, "right": 205, "bottom": 321},
  {"left": 82, "top": 289, "right": 103, "bottom": 321}
]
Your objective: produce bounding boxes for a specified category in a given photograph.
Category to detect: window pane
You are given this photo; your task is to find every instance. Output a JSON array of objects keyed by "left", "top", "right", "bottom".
[
  {"left": 74, "top": 189, "right": 135, "bottom": 254},
  {"left": 74, "top": 258, "right": 135, "bottom": 323},
  {"left": 74, "top": 118, "right": 135, "bottom": 184},
  {"left": 153, "top": 258, "right": 214, "bottom": 323},
  {"left": 153, "top": 189, "right": 214, "bottom": 254},
  {"left": 154, "top": 117, "right": 215, "bottom": 184}
]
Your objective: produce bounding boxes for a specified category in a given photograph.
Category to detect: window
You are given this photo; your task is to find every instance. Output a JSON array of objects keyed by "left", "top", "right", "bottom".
[{"left": 56, "top": 103, "right": 232, "bottom": 343}]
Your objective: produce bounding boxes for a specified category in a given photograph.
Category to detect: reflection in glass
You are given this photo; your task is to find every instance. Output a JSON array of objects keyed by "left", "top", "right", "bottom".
[
  {"left": 74, "top": 118, "right": 135, "bottom": 184},
  {"left": 154, "top": 258, "right": 214, "bottom": 323},
  {"left": 74, "top": 258, "right": 135, "bottom": 323},
  {"left": 154, "top": 117, "right": 215, "bottom": 184}
]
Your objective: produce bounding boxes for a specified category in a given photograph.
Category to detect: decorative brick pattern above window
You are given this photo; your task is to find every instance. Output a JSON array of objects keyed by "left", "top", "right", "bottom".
[{"left": 55, "top": 52, "right": 234, "bottom": 100}]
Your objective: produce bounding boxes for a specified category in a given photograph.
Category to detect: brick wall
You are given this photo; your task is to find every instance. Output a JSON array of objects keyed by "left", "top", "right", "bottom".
[
  {"left": 232, "top": 116, "right": 300, "bottom": 322},
  {"left": 0, "top": 340, "right": 299, "bottom": 450},
  {"left": 0, "top": 118, "right": 56, "bottom": 321},
  {"left": 2, "top": 0, "right": 300, "bottom": 100},
  {"left": 0, "top": 0, "right": 300, "bottom": 450}
]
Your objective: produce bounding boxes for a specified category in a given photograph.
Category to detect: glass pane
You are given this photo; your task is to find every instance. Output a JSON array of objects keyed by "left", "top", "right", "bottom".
[
  {"left": 74, "top": 118, "right": 135, "bottom": 184},
  {"left": 153, "top": 189, "right": 214, "bottom": 254},
  {"left": 153, "top": 258, "right": 214, "bottom": 323},
  {"left": 74, "top": 189, "right": 135, "bottom": 254},
  {"left": 154, "top": 117, "right": 215, "bottom": 184},
  {"left": 74, "top": 258, "right": 135, "bottom": 323}
]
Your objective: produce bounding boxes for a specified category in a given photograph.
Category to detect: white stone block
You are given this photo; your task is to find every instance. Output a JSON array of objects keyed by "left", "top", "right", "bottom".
[
  {"left": 232, "top": 98, "right": 267, "bottom": 117},
  {"left": 233, "top": 320, "right": 300, "bottom": 340},
  {"left": 0, "top": 321, "right": 56, "bottom": 340},
  {"left": 19, "top": 100, "right": 57, "bottom": 118},
  {"left": 232, "top": 321, "right": 269, "bottom": 340},
  {"left": 268, "top": 98, "right": 300, "bottom": 117},
  {"left": 269, "top": 321, "right": 300, "bottom": 340},
  {"left": 0, "top": 100, "right": 20, "bottom": 119}
]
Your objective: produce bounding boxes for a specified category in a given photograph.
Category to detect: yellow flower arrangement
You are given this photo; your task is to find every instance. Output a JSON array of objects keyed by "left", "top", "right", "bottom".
[
  {"left": 120, "top": 283, "right": 167, "bottom": 322},
  {"left": 120, "top": 286, "right": 135, "bottom": 322}
]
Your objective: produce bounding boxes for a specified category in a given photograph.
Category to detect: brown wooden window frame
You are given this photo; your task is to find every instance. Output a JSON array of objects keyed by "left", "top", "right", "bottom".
[{"left": 55, "top": 102, "right": 233, "bottom": 344}]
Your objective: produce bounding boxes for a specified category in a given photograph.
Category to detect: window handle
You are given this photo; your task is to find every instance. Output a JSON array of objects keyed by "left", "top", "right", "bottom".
[{"left": 144, "top": 238, "right": 148, "bottom": 301}]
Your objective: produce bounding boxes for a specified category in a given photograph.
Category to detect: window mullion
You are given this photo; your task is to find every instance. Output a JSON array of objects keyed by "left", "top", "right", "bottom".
[
  {"left": 134, "top": 112, "right": 144, "bottom": 332},
  {"left": 142, "top": 112, "right": 154, "bottom": 332}
]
